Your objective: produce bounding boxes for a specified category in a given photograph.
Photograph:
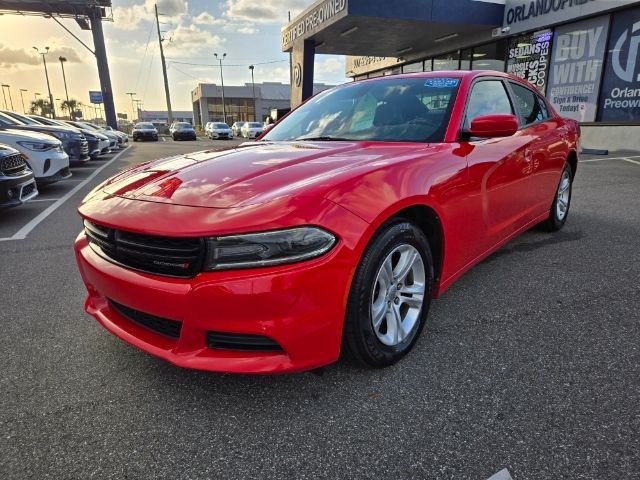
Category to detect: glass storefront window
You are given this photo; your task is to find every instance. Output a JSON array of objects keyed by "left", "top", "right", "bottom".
[
  {"left": 433, "top": 52, "right": 459, "bottom": 71},
  {"left": 471, "top": 40, "right": 507, "bottom": 72},
  {"left": 402, "top": 61, "right": 424, "bottom": 73},
  {"left": 207, "top": 97, "right": 256, "bottom": 123}
]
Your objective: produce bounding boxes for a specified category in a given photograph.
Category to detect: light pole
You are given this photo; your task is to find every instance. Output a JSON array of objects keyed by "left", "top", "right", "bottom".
[
  {"left": 1, "top": 85, "right": 6, "bottom": 109},
  {"left": 214, "top": 52, "right": 227, "bottom": 123},
  {"left": 33, "top": 46, "right": 55, "bottom": 118},
  {"left": 20, "top": 89, "right": 27, "bottom": 113},
  {"left": 59, "top": 56, "right": 73, "bottom": 120},
  {"left": 249, "top": 65, "right": 257, "bottom": 121},
  {"left": 126, "top": 92, "right": 136, "bottom": 123},
  {"left": 134, "top": 99, "right": 143, "bottom": 121}
]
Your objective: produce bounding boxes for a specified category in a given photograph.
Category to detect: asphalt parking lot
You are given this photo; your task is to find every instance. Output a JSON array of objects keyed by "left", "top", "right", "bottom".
[{"left": 1, "top": 143, "right": 639, "bottom": 479}]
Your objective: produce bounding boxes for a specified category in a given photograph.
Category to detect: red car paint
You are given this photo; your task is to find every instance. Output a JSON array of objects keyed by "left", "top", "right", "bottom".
[{"left": 75, "top": 71, "right": 579, "bottom": 373}]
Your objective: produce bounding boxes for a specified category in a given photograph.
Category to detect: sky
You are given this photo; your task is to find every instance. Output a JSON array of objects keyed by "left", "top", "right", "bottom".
[{"left": 0, "top": 0, "right": 346, "bottom": 117}]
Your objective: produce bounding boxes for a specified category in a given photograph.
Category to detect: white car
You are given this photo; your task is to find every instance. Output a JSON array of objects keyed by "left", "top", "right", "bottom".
[
  {"left": 231, "top": 122, "right": 246, "bottom": 137},
  {"left": 105, "top": 126, "right": 129, "bottom": 148},
  {"left": 206, "top": 122, "right": 233, "bottom": 140},
  {"left": 241, "top": 122, "right": 264, "bottom": 139},
  {"left": 0, "top": 129, "right": 70, "bottom": 184}
]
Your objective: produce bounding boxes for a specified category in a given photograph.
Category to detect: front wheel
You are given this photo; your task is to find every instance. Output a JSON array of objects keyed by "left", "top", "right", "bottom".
[
  {"left": 541, "top": 162, "right": 573, "bottom": 231},
  {"left": 343, "top": 220, "right": 434, "bottom": 368}
]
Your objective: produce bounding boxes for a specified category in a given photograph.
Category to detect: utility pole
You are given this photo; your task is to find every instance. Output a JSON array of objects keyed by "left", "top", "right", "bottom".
[
  {"left": 214, "top": 53, "right": 227, "bottom": 124},
  {"left": 249, "top": 65, "right": 256, "bottom": 121},
  {"left": 126, "top": 92, "right": 136, "bottom": 123},
  {"left": 1, "top": 86, "right": 6, "bottom": 109},
  {"left": 59, "top": 56, "right": 73, "bottom": 120},
  {"left": 20, "top": 89, "right": 27, "bottom": 113},
  {"left": 33, "top": 46, "right": 55, "bottom": 118},
  {"left": 155, "top": 4, "right": 173, "bottom": 125}
]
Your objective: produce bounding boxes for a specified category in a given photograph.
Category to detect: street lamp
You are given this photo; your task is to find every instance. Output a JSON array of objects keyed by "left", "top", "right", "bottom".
[
  {"left": 1, "top": 85, "right": 7, "bottom": 109},
  {"left": 249, "top": 65, "right": 256, "bottom": 122},
  {"left": 126, "top": 92, "right": 136, "bottom": 123},
  {"left": 33, "top": 46, "right": 55, "bottom": 118},
  {"left": 20, "top": 89, "right": 27, "bottom": 113},
  {"left": 214, "top": 52, "right": 227, "bottom": 124},
  {"left": 59, "top": 56, "right": 73, "bottom": 120}
]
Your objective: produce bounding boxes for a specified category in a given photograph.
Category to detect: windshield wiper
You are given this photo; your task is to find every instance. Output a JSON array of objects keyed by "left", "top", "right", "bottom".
[{"left": 295, "top": 136, "right": 354, "bottom": 142}]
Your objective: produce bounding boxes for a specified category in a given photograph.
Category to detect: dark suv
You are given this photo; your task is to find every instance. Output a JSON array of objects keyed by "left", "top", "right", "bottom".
[
  {"left": 0, "top": 144, "right": 38, "bottom": 208},
  {"left": 0, "top": 111, "right": 89, "bottom": 165}
]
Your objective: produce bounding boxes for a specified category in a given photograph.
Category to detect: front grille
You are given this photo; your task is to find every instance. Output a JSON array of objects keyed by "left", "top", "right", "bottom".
[
  {"left": 1, "top": 153, "right": 27, "bottom": 176},
  {"left": 206, "top": 331, "right": 283, "bottom": 352},
  {"left": 109, "top": 300, "right": 182, "bottom": 339},
  {"left": 85, "top": 220, "right": 204, "bottom": 278}
]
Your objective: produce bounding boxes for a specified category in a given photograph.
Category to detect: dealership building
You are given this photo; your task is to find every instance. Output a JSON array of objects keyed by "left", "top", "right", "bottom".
[
  {"left": 282, "top": 0, "right": 640, "bottom": 150},
  {"left": 191, "top": 82, "right": 333, "bottom": 127}
]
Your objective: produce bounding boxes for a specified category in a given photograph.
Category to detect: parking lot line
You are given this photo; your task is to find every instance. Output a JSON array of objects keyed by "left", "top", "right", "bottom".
[
  {"left": 0, "top": 148, "right": 130, "bottom": 242},
  {"left": 28, "top": 198, "right": 60, "bottom": 203},
  {"left": 622, "top": 158, "right": 640, "bottom": 166},
  {"left": 580, "top": 155, "right": 640, "bottom": 163}
]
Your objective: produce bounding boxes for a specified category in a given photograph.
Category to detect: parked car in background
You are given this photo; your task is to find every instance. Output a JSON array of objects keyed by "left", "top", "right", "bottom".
[
  {"left": 231, "top": 122, "right": 245, "bottom": 137},
  {"left": 105, "top": 125, "right": 129, "bottom": 148},
  {"left": 0, "top": 144, "right": 38, "bottom": 208},
  {"left": 170, "top": 122, "right": 197, "bottom": 141},
  {"left": 0, "top": 111, "right": 89, "bottom": 165},
  {"left": 0, "top": 128, "right": 70, "bottom": 184},
  {"left": 28, "top": 115, "right": 104, "bottom": 159},
  {"left": 66, "top": 121, "right": 118, "bottom": 152},
  {"left": 206, "top": 122, "right": 233, "bottom": 140},
  {"left": 132, "top": 123, "right": 159, "bottom": 142},
  {"left": 241, "top": 122, "right": 264, "bottom": 139},
  {"left": 74, "top": 71, "right": 579, "bottom": 374}
]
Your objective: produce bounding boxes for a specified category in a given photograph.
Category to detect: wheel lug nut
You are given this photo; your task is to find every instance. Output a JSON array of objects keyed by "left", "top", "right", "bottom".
[
  {"left": 397, "top": 283, "right": 402, "bottom": 289},
  {"left": 394, "top": 297, "right": 399, "bottom": 304}
]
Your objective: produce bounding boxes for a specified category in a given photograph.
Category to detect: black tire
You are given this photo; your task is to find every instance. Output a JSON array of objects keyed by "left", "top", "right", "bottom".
[
  {"left": 342, "top": 220, "right": 434, "bottom": 368},
  {"left": 541, "top": 162, "right": 573, "bottom": 232}
]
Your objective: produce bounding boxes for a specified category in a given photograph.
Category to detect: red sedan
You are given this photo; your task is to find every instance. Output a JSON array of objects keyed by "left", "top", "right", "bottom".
[{"left": 74, "top": 71, "right": 579, "bottom": 374}]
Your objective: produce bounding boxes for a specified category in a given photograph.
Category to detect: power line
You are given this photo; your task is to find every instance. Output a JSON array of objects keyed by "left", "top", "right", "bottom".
[
  {"left": 134, "top": 20, "right": 156, "bottom": 93},
  {"left": 166, "top": 59, "right": 288, "bottom": 68}
]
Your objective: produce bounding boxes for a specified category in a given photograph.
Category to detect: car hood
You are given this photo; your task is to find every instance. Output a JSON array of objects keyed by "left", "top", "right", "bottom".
[
  {"left": 10, "top": 124, "right": 80, "bottom": 136},
  {"left": 95, "top": 141, "right": 436, "bottom": 209},
  {"left": 0, "top": 128, "right": 62, "bottom": 142}
]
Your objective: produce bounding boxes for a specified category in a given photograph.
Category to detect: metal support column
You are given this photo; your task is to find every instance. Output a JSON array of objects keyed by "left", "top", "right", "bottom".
[{"left": 89, "top": 9, "right": 117, "bottom": 128}]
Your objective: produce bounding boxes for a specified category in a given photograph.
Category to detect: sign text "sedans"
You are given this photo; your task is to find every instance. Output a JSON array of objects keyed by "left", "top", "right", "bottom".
[{"left": 282, "top": 0, "right": 347, "bottom": 47}]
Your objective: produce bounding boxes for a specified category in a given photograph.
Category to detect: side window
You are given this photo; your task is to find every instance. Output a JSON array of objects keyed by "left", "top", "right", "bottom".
[
  {"left": 509, "top": 82, "right": 549, "bottom": 125},
  {"left": 464, "top": 80, "right": 513, "bottom": 129}
]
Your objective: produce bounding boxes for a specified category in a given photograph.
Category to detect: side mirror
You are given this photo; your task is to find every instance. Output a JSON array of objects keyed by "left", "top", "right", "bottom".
[{"left": 469, "top": 114, "right": 519, "bottom": 138}]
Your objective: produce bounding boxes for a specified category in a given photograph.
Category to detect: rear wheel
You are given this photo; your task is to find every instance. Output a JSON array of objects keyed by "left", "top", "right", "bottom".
[
  {"left": 541, "top": 162, "right": 573, "bottom": 231},
  {"left": 343, "top": 220, "right": 433, "bottom": 368}
]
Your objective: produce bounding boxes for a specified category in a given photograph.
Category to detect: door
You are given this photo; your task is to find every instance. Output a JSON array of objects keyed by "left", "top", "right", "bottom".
[
  {"left": 507, "top": 81, "right": 564, "bottom": 215},
  {"left": 462, "top": 79, "right": 540, "bottom": 258}
]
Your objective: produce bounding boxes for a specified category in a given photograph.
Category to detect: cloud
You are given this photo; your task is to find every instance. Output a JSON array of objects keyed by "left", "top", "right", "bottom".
[
  {"left": 225, "top": 0, "right": 309, "bottom": 23},
  {"left": 315, "top": 57, "right": 344, "bottom": 75},
  {"left": 193, "top": 12, "right": 225, "bottom": 25},
  {"left": 0, "top": 42, "right": 82, "bottom": 69},
  {"left": 112, "top": 0, "right": 188, "bottom": 31},
  {"left": 164, "top": 24, "right": 224, "bottom": 54}
]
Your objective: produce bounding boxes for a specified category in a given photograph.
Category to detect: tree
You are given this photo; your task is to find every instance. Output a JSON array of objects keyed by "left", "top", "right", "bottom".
[
  {"left": 30, "top": 98, "right": 51, "bottom": 117},
  {"left": 60, "top": 99, "right": 79, "bottom": 120}
]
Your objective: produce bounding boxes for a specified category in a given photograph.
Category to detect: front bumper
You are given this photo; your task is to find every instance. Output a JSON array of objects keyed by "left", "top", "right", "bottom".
[
  {"left": 0, "top": 172, "right": 38, "bottom": 207},
  {"left": 133, "top": 132, "right": 158, "bottom": 141},
  {"left": 75, "top": 231, "right": 358, "bottom": 374},
  {"left": 173, "top": 131, "right": 197, "bottom": 140},
  {"left": 38, "top": 165, "right": 71, "bottom": 184}
]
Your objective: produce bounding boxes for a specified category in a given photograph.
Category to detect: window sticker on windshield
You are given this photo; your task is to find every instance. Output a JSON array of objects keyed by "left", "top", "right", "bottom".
[{"left": 425, "top": 78, "right": 459, "bottom": 88}]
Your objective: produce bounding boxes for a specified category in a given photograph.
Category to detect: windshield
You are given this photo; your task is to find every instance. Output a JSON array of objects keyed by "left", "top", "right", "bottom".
[
  {"left": 264, "top": 77, "right": 460, "bottom": 143},
  {"left": 214, "top": 123, "right": 228, "bottom": 128},
  {"left": 175, "top": 123, "right": 192, "bottom": 129},
  {"left": 136, "top": 123, "right": 155, "bottom": 129},
  {"left": 247, "top": 123, "right": 262, "bottom": 128},
  {"left": 4, "top": 112, "right": 39, "bottom": 125}
]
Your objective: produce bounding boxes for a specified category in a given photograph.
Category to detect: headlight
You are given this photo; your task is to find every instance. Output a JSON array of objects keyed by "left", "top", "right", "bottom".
[
  {"left": 16, "top": 140, "right": 58, "bottom": 152},
  {"left": 49, "top": 131, "right": 77, "bottom": 140},
  {"left": 203, "top": 227, "right": 336, "bottom": 271}
]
